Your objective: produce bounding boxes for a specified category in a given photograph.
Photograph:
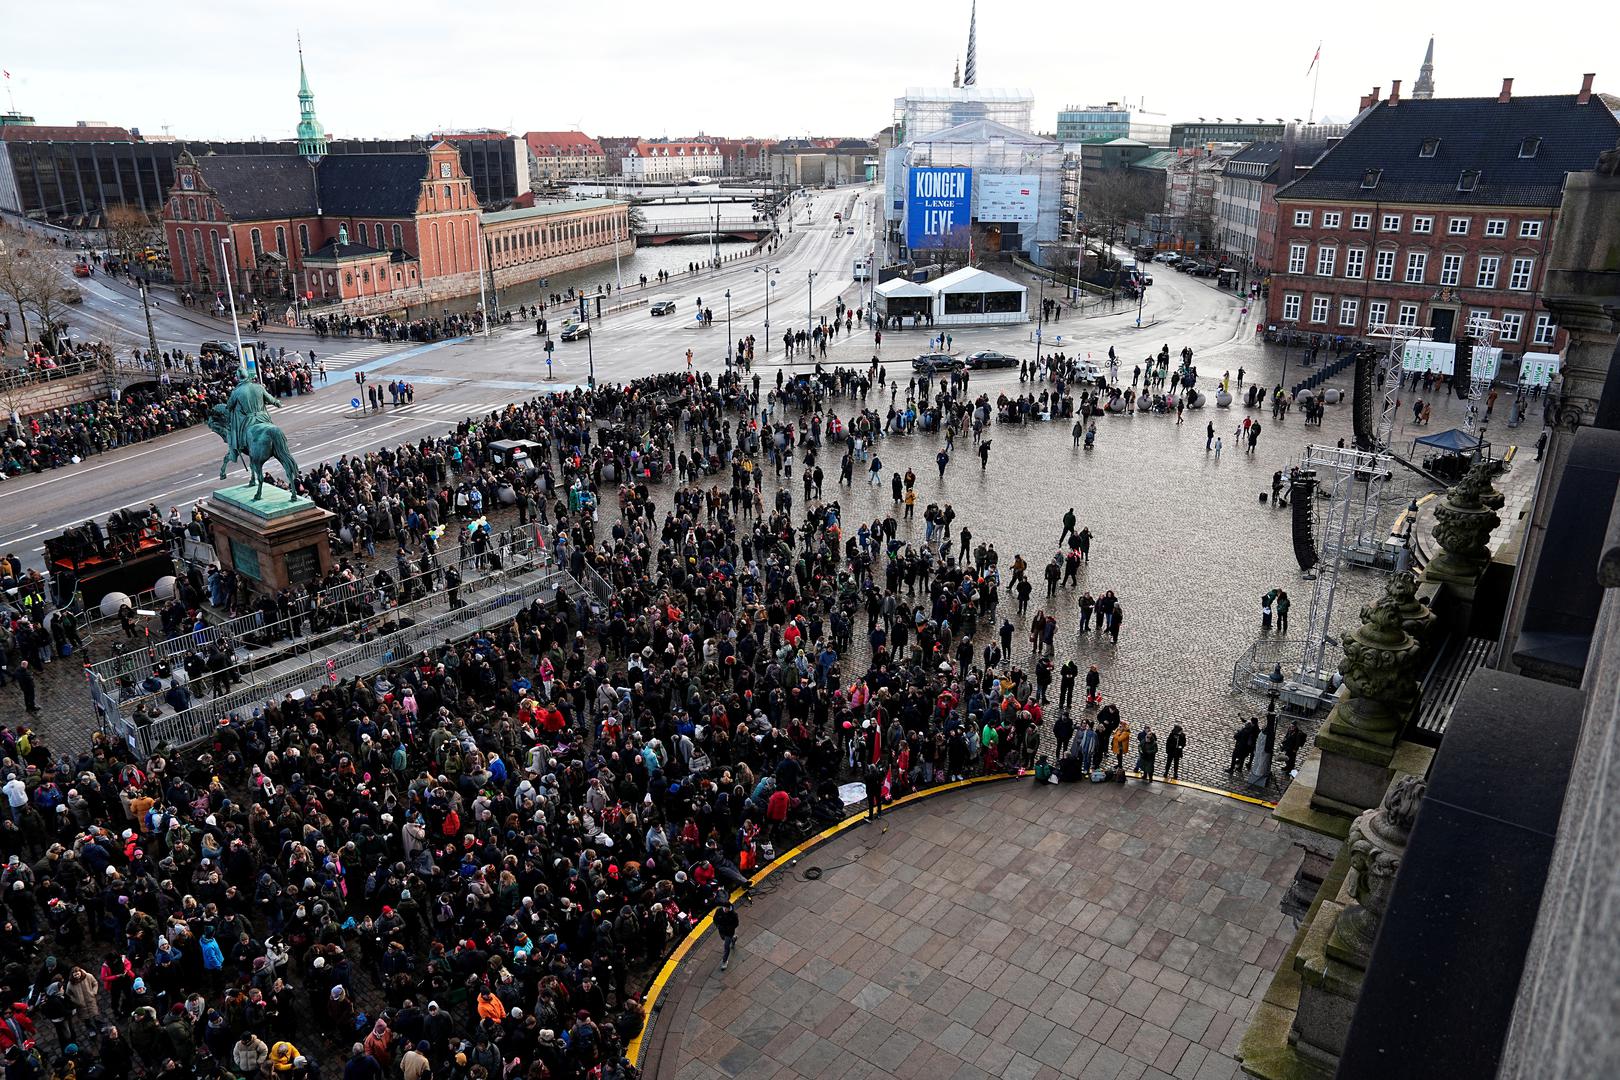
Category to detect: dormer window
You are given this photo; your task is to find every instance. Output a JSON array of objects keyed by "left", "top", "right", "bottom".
[
  {"left": 1419, "top": 137, "right": 1441, "bottom": 158},
  {"left": 1519, "top": 136, "right": 1541, "bottom": 159},
  {"left": 1360, "top": 169, "right": 1383, "bottom": 190},
  {"left": 1458, "top": 169, "right": 1480, "bottom": 192}
]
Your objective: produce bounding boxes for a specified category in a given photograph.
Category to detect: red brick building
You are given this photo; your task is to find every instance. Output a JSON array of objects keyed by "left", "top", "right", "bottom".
[
  {"left": 522, "top": 132, "right": 606, "bottom": 182},
  {"left": 1266, "top": 75, "right": 1618, "bottom": 354},
  {"left": 162, "top": 141, "right": 483, "bottom": 314}
]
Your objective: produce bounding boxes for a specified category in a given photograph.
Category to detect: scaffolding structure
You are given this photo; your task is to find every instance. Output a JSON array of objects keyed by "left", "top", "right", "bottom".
[
  {"left": 1365, "top": 322, "right": 1432, "bottom": 451},
  {"left": 1293, "top": 444, "right": 1396, "bottom": 705},
  {"left": 893, "top": 87, "right": 1036, "bottom": 141},
  {"left": 1462, "top": 315, "right": 1505, "bottom": 434}
]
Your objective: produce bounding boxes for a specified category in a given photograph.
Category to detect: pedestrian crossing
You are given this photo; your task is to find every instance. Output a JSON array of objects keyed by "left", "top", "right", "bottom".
[
  {"left": 309, "top": 342, "right": 403, "bottom": 370},
  {"left": 275, "top": 398, "right": 508, "bottom": 417}
]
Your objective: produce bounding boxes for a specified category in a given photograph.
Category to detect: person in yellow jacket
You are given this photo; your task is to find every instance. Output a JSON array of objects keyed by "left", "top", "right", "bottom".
[
  {"left": 269, "top": 1041, "right": 301, "bottom": 1074},
  {"left": 1110, "top": 720, "right": 1131, "bottom": 773}
]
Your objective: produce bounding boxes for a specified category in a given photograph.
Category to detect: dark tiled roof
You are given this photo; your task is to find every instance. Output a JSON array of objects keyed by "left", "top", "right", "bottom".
[
  {"left": 190, "top": 152, "right": 428, "bottom": 219},
  {"left": 304, "top": 239, "right": 387, "bottom": 262},
  {"left": 1278, "top": 94, "right": 1620, "bottom": 207},
  {"left": 316, "top": 155, "right": 427, "bottom": 217},
  {"left": 192, "top": 154, "right": 317, "bottom": 218}
]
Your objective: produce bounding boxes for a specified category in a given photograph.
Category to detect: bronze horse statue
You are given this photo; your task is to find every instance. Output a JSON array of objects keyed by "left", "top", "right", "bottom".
[{"left": 206, "top": 404, "right": 299, "bottom": 501}]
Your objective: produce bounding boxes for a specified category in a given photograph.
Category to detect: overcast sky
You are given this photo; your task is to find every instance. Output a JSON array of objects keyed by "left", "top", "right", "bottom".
[{"left": 4, "top": 0, "right": 1609, "bottom": 140}]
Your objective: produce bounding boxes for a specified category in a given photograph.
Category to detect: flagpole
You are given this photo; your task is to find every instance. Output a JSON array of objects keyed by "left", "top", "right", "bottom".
[{"left": 1309, "top": 41, "right": 1322, "bottom": 124}]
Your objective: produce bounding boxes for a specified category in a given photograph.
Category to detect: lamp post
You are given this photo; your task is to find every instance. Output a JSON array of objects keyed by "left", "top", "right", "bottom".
[
  {"left": 724, "top": 289, "right": 732, "bottom": 367},
  {"left": 754, "top": 264, "right": 779, "bottom": 353},
  {"left": 1280, "top": 319, "right": 1297, "bottom": 392},
  {"left": 217, "top": 235, "right": 248, "bottom": 379},
  {"left": 807, "top": 269, "right": 816, "bottom": 340}
]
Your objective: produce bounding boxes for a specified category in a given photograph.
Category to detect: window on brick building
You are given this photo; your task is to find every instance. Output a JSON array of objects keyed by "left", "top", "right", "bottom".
[
  {"left": 1476, "top": 256, "right": 1500, "bottom": 288},
  {"left": 1440, "top": 253, "right": 1462, "bottom": 286},
  {"left": 1485, "top": 219, "right": 1507, "bottom": 237},
  {"left": 1339, "top": 298, "right": 1360, "bottom": 327},
  {"left": 1282, "top": 293, "right": 1302, "bottom": 321},
  {"left": 1323, "top": 211, "right": 1341, "bottom": 229},
  {"left": 250, "top": 228, "right": 263, "bottom": 260},
  {"left": 1310, "top": 296, "right": 1330, "bottom": 323},
  {"left": 1345, "top": 248, "right": 1365, "bottom": 279},
  {"left": 275, "top": 227, "right": 286, "bottom": 257},
  {"left": 1316, "top": 247, "right": 1336, "bottom": 276},
  {"left": 299, "top": 224, "right": 310, "bottom": 255},
  {"left": 1520, "top": 220, "right": 1542, "bottom": 239},
  {"left": 1368, "top": 300, "right": 1388, "bottom": 328},
  {"left": 1288, "top": 243, "right": 1308, "bottom": 274},
  {"left": 1405, "top": 252, "right": 1427, "bottom": 283},
  {"left": 393, "top": 224, "right": 404, "bottom": 250},
  {"left": 1449, "top": 217, "right": 1470, "bottom": 235},
  {"left": 1533, "top": 314, "right": 1556, "bottom": 345},
  {"left": 1374, "top": 249, "right": 1395, "bottom": 281},
  {"left": 1352, "top": 212, "right": 1371, "bottom": 230},
  {"left": 1509, "top": 257, "right": 1533, "bottom": 290},
  {"left": 1413, "top": 215, "right": 1433, "bottom": 234},
  {"left": 1293, "top": 210, "right": 1311, "bottom": 227},
  {"left": 1499, "top": 312, "right": 1523, "bottom": 341},
  {"left": 1381, "top": 213, "right": 1401, "bottom": 231},
  {"left": 1397, "top": 302, "right": 1419, "bottom": 327}
]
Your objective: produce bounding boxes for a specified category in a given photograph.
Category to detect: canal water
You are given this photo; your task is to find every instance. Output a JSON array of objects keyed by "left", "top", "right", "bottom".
[{"left": 490, "top": 184, "right": 778, "bottom": 309}]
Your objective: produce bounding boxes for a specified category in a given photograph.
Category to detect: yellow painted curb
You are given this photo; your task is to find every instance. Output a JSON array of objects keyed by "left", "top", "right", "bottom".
[{"left": 625, "top": 768, "right": 1275, "bottom": 1067}]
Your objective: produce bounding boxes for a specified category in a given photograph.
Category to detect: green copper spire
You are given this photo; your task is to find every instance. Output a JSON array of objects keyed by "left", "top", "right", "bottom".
[{"left": 296, "top": 34, "right": 327, "bottom": 163}]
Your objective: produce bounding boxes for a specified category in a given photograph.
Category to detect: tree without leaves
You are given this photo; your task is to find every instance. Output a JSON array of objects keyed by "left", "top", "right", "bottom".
[
  {"left": 1079, "top": 171, "right": 1162, "bottom": 255},
  {"left": 105, "top": 203, "right": 158, "bottom": 263},
  {"left": 0, "top": 240, "right": 58, "bottom": 349}
]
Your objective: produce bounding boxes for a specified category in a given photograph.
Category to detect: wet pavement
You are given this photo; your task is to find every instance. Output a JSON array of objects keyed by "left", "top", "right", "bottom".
[{"left": 643, "top": 778, "right": 1300, "bottom": 1080}]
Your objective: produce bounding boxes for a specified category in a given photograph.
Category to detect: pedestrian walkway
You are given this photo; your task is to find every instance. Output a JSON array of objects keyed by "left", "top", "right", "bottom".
[
  {"left": 642, "top": 780, "right": 1291, "bottom": 1080},
  {"left": 310, "top": 341, "right": 406, "bottom": 370},
  {"left": 273, "top": 397, "right": 508, "bottom": 417}
]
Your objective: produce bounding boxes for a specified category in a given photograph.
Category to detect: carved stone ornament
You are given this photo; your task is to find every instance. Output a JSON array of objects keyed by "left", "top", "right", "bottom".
[
  {"left": 1333, "top": 775, "right": 1426, "bottom": 965},
  {"left": 1334, "top": 586, "right": 1423, "bottom": 737},
  {"left": 1384, "top": 569, "right": 1436, "bottom": 643},
  {"left": 1426, "top": 458, "right": 1505, "bottom": 583}
]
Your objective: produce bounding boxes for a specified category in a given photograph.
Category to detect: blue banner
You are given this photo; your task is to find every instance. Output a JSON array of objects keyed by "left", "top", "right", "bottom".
[{"left": 905, "top": 167, "right": 972, "bottom": 250}]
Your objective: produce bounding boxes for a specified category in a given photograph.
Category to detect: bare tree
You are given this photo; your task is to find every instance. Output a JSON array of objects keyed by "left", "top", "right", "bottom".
[
  {"left": 1080, "top": 171, "right": 1162, "bottom": 254},
  {"left": 0, "top": 240, "right": 56, "bottom": 349},
  {"left": 105, "top": 204, "right": 158, "bottom": 264}
]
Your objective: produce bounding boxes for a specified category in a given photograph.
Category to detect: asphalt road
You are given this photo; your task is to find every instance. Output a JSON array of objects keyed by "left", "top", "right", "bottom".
[{"left": 0, "top": 188, "right": 1246, "bottom": 571}]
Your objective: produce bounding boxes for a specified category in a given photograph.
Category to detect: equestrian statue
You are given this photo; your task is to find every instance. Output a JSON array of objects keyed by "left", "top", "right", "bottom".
[{"left": 206, "top": 374, "right": 300, "bottom": 501}]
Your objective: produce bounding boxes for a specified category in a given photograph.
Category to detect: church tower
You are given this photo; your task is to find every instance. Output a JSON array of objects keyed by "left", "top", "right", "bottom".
[
  {"left": 296, "top": 36, "right": 327, "bottom": 163},
  {"left": 962, "top": 0, "right": 978, "bottom": 87},
  {"left": 1412, "top": 36, "right": 1435, "bottom": 100}
]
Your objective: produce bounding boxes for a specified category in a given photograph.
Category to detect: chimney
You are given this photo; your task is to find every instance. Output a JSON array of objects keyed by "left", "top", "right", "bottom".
[
  {"left": 1499, "top": 78, "right": 1514, "bottom": 103},
  {"left": 1578, "top": 72, "right": 1596, "bottom": 104},
  {"left": 1388, "top": 80, "right": 1402, "bottom": 106},
  {"left": 1359, "top": 87, "right": 1380, "bottom": 111}
]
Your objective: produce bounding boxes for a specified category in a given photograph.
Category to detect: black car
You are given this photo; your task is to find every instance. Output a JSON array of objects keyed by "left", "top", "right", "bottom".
[
  {"left": 650, "top": 300, "right": 678, "bottom": 316},
  {"left": 911, "top": 353, "right": 961, "bottom": 373},
  {"left": 199, "top": 340, "right": 237, "bottom": 359},
  {"left": 964, "top": 350, "right": 1019, "bottom": 370},
  {"left": 560, "top": 323, "right": 590, "bottom": 341}
]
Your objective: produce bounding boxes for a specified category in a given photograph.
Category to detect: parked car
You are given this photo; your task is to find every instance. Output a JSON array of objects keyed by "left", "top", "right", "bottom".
[
  {"left": 72, "top": 263, "right": 92, "bottom": 278},
  {"left": 560, "top": 322, "right": 590, "bottom": 341},
  {"left": 964, "top": 350, "right": 1019, "bottom": 370},
  {"left": 911, "top": 353, "right": 961, "bottom": 373},
  {"left": 846, "top": 227, "right": 855, "bottom": 235},
  {"left": 1192, "top": 262, "right": 1220, "bottom": 278},
  {"left": 650, "top": 300, "right": 678, "bottom": 316},
  {"left": 1153, "top": 252, "right": 1180, "bottom": 264}
]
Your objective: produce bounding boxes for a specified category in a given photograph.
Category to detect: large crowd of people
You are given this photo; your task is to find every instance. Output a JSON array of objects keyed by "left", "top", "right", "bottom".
[{"left": 0, "top": 320, "right": 1257, "bottom": 1080}]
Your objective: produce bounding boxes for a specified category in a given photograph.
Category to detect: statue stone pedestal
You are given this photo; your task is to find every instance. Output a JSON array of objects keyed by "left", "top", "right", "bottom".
[{"left": 208, "top": 484, "right": 334, "bottom": 595}]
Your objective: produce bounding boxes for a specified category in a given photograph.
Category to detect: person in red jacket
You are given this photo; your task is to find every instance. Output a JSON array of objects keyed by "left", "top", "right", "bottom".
[{"left": 0, "top": 1002, "right": 35, "bottom": 1050}]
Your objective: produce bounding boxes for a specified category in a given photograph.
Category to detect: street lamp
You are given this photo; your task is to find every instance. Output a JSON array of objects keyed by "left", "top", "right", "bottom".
[
  {"left": 806, "top": 269, "right": 817, "bottom": 342},
  {"left": 725, "top": 289, "right": 732, "bottom": 367},
  {"left": 1280, "top": 320, "right": 1297, "bottom": 393},
  {"left": 217, "top": 235, "right": 249, "bottom": 379},
  {"left": 755, "top": 264, "right": 779, "bottom": 353}
]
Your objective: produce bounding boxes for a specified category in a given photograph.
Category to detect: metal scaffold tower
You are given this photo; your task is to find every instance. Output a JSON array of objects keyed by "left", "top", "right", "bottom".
[
  {"left": 1293, "top": 444, "right": 1395, "bottom": 704},
  {"left": 1366, "top": 322, "right": 1432, "bottom": 451},
  {"left": 1461, "top": 315, "right": 1505, "bottom": 434}
]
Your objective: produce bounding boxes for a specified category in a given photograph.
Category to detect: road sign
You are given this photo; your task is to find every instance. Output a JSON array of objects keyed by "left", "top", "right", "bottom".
[{"left": 351, "top": 397, "right": 362, "bottom": 409}]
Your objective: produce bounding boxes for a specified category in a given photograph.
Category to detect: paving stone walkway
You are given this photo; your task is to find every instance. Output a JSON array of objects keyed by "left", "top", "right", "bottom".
[{"left": 643, "top": 778, "right": 1298, "bottom": 1080}]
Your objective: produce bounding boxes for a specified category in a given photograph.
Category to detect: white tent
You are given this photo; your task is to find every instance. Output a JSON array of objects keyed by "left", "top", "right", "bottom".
[
  {"left": 927, "top": 266, "right": 1027, "bottom": 326},
  {"left": 874, "top": 277, "right": 934, "bottom": 322}
]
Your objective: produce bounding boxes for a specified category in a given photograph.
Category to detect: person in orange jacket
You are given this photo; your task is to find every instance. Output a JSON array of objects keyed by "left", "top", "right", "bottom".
[{"left": 1110, "top": 719, "right": 1131, "bottom": 773}]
